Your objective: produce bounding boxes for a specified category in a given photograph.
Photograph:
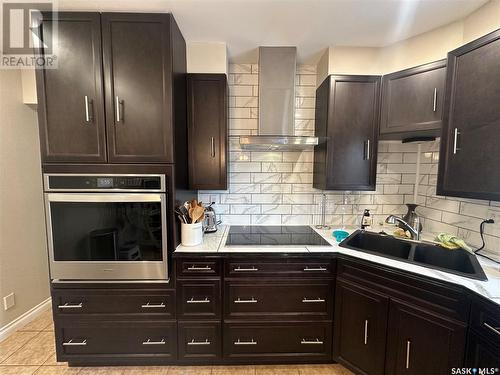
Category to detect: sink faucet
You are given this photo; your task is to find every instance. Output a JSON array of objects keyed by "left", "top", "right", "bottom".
[{"left": 385, "top": 215, "right": 421, "bottom": 241}]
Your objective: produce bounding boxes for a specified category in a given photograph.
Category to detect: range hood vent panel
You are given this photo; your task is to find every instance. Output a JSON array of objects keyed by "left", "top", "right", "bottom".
[{"left": 238, "top": 46, "right": 319, "bottom": 150}]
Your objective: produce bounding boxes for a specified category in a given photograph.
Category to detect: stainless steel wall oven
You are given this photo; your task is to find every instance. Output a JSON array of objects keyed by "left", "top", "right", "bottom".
[{"left": 43, "top": 174, "right": 168, "bottom": 281}]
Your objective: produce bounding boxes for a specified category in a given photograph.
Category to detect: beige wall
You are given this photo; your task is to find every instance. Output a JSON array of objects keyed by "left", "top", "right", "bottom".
[
  {"left": 463, "top": 0, "right": 500, "bottom": 42},
  {"left": 187, "top": 42, "right": 228, "bottom": 74},
  {"left": 319, "top": 0, "right": 500, "bottom": 80},
  {"left": 0, "top": 70, "right": 49, "bottom": 328}
]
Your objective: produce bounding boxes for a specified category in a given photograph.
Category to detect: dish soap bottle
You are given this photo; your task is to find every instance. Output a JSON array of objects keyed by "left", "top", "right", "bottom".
[{"left": 361, "top": 209, "right": 372, "bottom": 230}]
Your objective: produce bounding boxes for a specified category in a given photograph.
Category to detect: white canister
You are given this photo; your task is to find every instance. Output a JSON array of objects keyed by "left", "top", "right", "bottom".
[{"left": 181, "top": 222, "right": 203, "bottom": 247}]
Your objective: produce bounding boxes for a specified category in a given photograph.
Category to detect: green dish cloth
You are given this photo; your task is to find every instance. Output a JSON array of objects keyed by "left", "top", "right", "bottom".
[{"left": 436, "top": 233, "right": 473, "bottom": 253}]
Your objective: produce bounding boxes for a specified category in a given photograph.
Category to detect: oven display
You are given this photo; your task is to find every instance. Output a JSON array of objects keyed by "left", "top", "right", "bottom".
[{"left": 97, "top": 177, "right": 114, "bottom": 188}]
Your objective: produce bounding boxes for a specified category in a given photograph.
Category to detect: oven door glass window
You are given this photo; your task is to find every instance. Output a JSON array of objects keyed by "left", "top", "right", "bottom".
[{"left": 47, "top": 195, "right": 165, "bottom": 262}]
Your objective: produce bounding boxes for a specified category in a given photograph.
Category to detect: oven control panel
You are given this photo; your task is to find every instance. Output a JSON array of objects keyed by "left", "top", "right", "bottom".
[{"left": 44, "top": 174, "right": 165, "bottom": 192}]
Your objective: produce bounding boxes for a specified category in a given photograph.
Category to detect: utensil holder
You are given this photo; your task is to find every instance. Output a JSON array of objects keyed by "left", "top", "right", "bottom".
[{"left": 181, "top": 222, "right": 203, "bottom": 246}]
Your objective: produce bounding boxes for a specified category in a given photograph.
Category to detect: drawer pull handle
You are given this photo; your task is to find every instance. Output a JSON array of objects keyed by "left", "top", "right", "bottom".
[
  {"left": 186, "top": 297, "right": 210, "bottom": 304},
  {"left": 187, "top": 265, "right": 212, "bottom": 271},
  {"left": 364, "top": 319, "right": 368, "bottom": 345},
  {"left": 303, "top": 266, "right": 327, "bottom": 271},
  {"left": 405, "top": 340, "right": 411, "bottom": 369},
  {"left": 234, "top": 266, "right": 259, "bottom": 272},
  {"left": 141, "top": 302, "right": 166, "bottom": 309},
  {"left": 142, "top": 339, "right": 166, "bottom": 345},
  {"left": 301, "top": 339, "right": 324, "bottom": 345},
  {"left": 62, "top": 339, "right": 87, "bottom": 346},
  {"left": 484, "top": 322, "right": 500, "bottom": 336},
  {"left": 58, "top": 303, "right": 83, "bottom": 309},
  {"left": 187, "top": 339, "right": 211, "bottom": 346},
  {"left": 234, "top": 297, "right": 258, "bottom": 304},
  {"left": 302, "top": 298, "right": 325, "bottom": 303},
  {"left": 234, "top": 339, "right": 257, "bottom": 345}
]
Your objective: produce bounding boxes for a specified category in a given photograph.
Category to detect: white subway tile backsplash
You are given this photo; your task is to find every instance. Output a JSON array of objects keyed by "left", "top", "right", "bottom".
[
  {"left": 251, "top": 193, "right": 282, "bottom": 204},
  {"left": 197, "top": 66, "right": 500, "bottom": 256},
  {"left": 251, "top": 152, "right": 283, "bottom": 162}
]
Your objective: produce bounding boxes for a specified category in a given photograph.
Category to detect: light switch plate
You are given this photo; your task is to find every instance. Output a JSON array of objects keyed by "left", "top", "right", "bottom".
[{"left": 3, "top": 293, "right": 15, "bottom": 310}]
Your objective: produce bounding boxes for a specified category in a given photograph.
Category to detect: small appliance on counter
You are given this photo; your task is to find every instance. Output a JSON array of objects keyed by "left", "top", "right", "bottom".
[{"left": 203, "top": 202, "right": 221, "bottom": 233}]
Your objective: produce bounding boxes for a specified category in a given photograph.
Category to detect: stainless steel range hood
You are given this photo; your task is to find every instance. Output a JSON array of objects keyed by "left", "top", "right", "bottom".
[{"left": 239, "top": 47, "right": 318, "bottom": 151}]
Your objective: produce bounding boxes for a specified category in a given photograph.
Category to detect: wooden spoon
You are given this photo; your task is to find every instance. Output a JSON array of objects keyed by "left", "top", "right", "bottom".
[{"left": 191, "top": 205, "right": 205, "bottom": 223}]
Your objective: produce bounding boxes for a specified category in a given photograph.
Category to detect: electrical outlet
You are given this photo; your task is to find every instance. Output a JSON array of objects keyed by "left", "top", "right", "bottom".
[{"left": 3, "top": 293, "right": 15, "bottom": 310}]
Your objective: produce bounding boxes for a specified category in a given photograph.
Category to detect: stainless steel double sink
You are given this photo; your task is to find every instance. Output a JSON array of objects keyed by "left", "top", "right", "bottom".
[{"left": 339, "top": 230, "right": 487, "bottom": 281}]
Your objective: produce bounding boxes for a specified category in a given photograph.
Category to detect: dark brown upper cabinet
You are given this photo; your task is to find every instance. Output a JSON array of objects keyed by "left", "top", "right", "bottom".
[
  {"left": 380, "top": 60, "right": 446, "bottom": 140},
  {"left": 313, "top": 75, "right": 381, "bottom": 191},
  {"left": 187, "top": 74, "right": 228, "bottom": 190},
  {"left": 36, "top": 12, "right": 186, "bottom": 164},
  {"left": 36, "top": 13, "right": 107, "bottom": 163},
  {"left": 437, "top": 29, "right": 500, "bottom": 201}
]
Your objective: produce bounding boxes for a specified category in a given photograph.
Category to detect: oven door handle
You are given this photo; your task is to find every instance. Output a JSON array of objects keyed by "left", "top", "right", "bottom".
[{"left": 45, "top": 193, "right": 164, "bottom": 203}]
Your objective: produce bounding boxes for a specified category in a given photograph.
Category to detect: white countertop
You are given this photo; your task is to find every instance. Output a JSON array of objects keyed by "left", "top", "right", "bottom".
[{"left": 175, "top": 224, "right": 500, "bottom": 305}]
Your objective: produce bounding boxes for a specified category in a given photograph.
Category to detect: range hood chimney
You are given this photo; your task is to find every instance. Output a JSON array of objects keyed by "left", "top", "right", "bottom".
[{"left": 239, "top": 47, "right": 319, "bottom": 151}]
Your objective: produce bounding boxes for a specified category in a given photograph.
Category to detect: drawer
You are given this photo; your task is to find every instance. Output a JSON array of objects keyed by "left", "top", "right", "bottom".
[
  {"left": 225, "top": 280, "right": 333, "bottom": 320},
  {"left": 223, "top": 322, "right": 332, "bottom": 361},
  {"left": 55, "top": 320, "right": 176, "bottom": 360},
  {"left": 52, "top": 289, "right": 175, "bottom": 319},
  {"left": 176, "top": 258, "right": 221, "bottom": 278},
  {"left": 177, "top": 279, "right": 221, "bottom": 319},
  {"left": 470, "top": 297, "right": 500, "bottom": 346},
  {"left": 225, "top": 258, "right": 334, "bottom": 278},
  {"left": 178, "top": 321, "right": 221, "bottom": 361}
]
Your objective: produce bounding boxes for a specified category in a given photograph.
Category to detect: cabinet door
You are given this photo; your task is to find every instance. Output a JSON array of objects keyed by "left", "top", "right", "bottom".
[
  {"left": 334, "top": 281, "right": 389, "bottom": 375},
  {"left": 313, "top": 75, "right": 380, "bottom": 190},
  {"left": 465, "top": 330, "right": 500, "bottom": 368},
  {"left": 102, "top": 13, "right": 174, "bottom": 163},
  {"left": 187, "top": 74, "right": 228, "bottom": 189},
  {"left": 380, "top": 60, "right": 446, "bottom": 139},
  {"left": 385, "top": 301, "right": 466, "bottom": 375},
  {"left": 437, "top": 30, "right": 500, "bottom": 201},
  {"left": 36, "top": 12, "right": 106, "bottom": 163}
]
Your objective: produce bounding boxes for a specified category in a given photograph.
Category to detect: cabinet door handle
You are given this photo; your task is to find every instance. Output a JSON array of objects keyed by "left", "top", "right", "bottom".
[
  {"left": 187, "top": 339, "right": 211, "bottom": 346},
  {"left": 364, "top": 139, "right": 370, "bottom": 160},
  {"left": 234, "top": 266, "right": 259, "bottom": 272},
  {"left": 433, "top": 88, "right": 437, "bottom": 112},
  {"left": 58, "top": 302, "right": 83, "bottom": 309},
  {"left": 484, "top": 322, "right": 500, "bottom": 336},
  {"left": 301, "top": 339, "right": 324, "bottom": 345},
  {"left": 141, "top": 302, "right": 166, "bottom": 309},
  {"left": 84, "top": 96, "right": 92, "bottom": 123},
  {"left": 364, "top": 320, "right": 368, "bottom": 345},
  {"left": 210, "top": 137, "right": 216, "bottom": 158},
  {"left": 187, "top": 265, "right": 212, "bottom": 271},
  {"left": 234, "top": 297, "right": 258, "bottom": 304},
  {"left": 303, "top": 266, "right": 327, "bottom": 272},
  {"left": 302, "top": 298, "right": 325, "bottom": 303},
  {"left": 142, "top": 339, "right": 165, "bottom": 345},
  {"left": 234, "top": 339, "right": 257, "bottom": 345},
  {"left": 115, "top": 96, "right": 123, "bottom": 123},
  {"left": 62, "top": 339, "right": 87, "bottom": 346},
  {"left": 453, "top": 128, "right": 460, "bottom": 154},
  {"left": 186, "top": 297, "right": 210, "bottom": 304},
  {"left": 405, "top": 340, "right": 411, "bottom": 369}
]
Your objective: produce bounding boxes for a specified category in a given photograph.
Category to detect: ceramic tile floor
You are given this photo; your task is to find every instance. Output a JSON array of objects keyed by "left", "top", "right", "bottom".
[{"left": 0, "top": 309, "right": 354, "bottom": 375}]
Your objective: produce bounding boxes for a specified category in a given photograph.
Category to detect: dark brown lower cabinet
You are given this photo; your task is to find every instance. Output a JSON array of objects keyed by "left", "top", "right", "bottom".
[
  {"left": 223, "top": 322, "right": 332, "bottom": 362},
  {"left": 334, "top": 281, "right": 389, "bottom": 375},
  {"left": 177, "top": 321, "right": 222, "bottom": 362},
  {"left": 385, "top": 301, "right": 466, "bottom": 375},
  {"left": 466, "top": 330, "right": 500, "bottom": 368},
  {"left": 56, "top": 320, "right": 177, "bottom": 363}
]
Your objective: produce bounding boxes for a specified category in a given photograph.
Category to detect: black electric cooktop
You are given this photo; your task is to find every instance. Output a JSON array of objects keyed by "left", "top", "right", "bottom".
[{"left": 225, "top": 226, "right": 331, "bottom": 247}]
